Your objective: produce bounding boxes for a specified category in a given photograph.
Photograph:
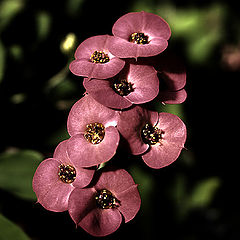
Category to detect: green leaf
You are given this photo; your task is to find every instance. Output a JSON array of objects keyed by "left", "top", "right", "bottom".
[
  {"left": 0, "top": 149, "right": 43, "bottom": 201},
  {"left": 189, "top": 177, "right": 221, "bottom": 208},
  {"left": 0, "top": 214, "right": 30, "bottom": 240}
]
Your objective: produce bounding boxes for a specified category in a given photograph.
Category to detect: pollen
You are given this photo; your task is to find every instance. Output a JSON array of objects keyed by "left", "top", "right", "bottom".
[
  {"left": 84, "top": 122, "right": 105, "bottom": 144},
  {"left": 95, "top": 189, "right": 121, "bottom": 209},
  {"left": 129, "top": 32, "right": 149, "bottom": 45},
  {"left": 58, "top": 164, "right": 76, "bottom": 184},
  {"left": 90, "top": 51, "right": 110, "bottom": 64},
  {"left": 113, "top": 78, "right": 134, "bottom": 96},
  {"left": 141, "top": 123, "right": 164, "bottom": 145}
]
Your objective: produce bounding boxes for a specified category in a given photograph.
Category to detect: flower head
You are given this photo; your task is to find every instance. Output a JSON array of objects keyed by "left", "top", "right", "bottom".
[
  {"left": 69, "top": 35, "right": 125, "bottom": 79},
  {"left": 32, "top": 140, "right": 95, "bottom": 212},
  {"left": 108, "top": 11, "right": 171, "bottom": 58},
  {"left": 68, "top": 168, "right": 141, "bottom": 237},
  {"left": 117, "top": 106, "right": 187, "bottom": 169},
  {"left": 83, "top": 60, "right": 159, "bottom": 109},
  {"left": 67, "top": 94, "right": 120, "bottom": 167}
]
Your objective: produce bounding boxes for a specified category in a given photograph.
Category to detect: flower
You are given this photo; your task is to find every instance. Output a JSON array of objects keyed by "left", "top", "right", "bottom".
[
  {"left": 32, "top": 140, "right": 95, "bottom": 212},
  {"left": 117, "top": 106, "right": 187, "bottom": 169},
  {"left": 108, "top": 11, "right": 171, "bottom": 59},
  {"left": 67, "top": 94, "right": 120, "bottom": 167},
  {"left": 68, "top": 168, "right": 141, "bottom": 237},
  {"left": 148, "top": 51, "right": 187, "bottom": 104},
  {"left": 69, "top": 35, "right": 125, "bottom": 79},
  {"left": 83, "top": 60, "right": 159, "bottom": 109}
]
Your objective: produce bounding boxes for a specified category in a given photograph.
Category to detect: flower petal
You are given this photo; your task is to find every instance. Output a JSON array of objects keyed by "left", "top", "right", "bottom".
[
  {"left": 158, "top": 89, "right": 187, "bottom": 104},
  {"left": 117, "top": 106, "right": 158, "bottom": 155},
  {"left": 83, "top": 78, "right": 132, "bottom": 109},
  {"left": 117, "top": 184, "right": 141, "bottom": 223},
  {"left": 67, "top": 95, "right": 118, "bottom": 136},
  {"left": 32, "top": 158, "right": 73, "bottom": 212},
  {"left": 67, "top": 126, "right": 120, "bottom": 167},
  {"left": 68, "top": 188, "right": 122, "bottom": 237}
]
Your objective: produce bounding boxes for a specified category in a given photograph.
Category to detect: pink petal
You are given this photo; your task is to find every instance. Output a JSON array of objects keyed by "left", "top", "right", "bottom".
[
  {"left": 124, "top": 63, "right": 159, "bottom": 104},
  {"left": 117, "top": 185, "right": 141, "bottom": 223},
  {"left": 32, "top": 158, "right": 73, "bottom": 212},
  {"left": 117, "top": 106, "right": 158, "bottom": 155},
  {"left": 158, "top": 89, "right": 187, "bottom": 104},
  {"left": 83, "top": 78, "right": 132, "bottom": 109},
  {"left": 67, "top": 126, "right": 120, "bottom": 167},
  {"left": 67, "top": 95, "right": 118, "bottom": 136},
  {"left": 68, "top": 188, "right": 122, "bottom": 237},
  {"left": 112, "top": 11, "right": 171, "bottom": 40}
]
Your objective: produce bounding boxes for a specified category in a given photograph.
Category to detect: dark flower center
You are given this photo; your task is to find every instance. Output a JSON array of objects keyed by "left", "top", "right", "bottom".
[
  {"left": 95, "top": 189, "right": 121, "bottom": 209},
  {"left": 90, "top": 51, "right": 110, "bottom": 64},
  {"left": 129, "top": 32, "right": 149, "bottom": 44},
  {"left": 58, "top": 164, "right": 76, "bottom": 184},
  {"left": 141, "top": 123, "right": 164, "bottom": 145},
  {"left": 84, "top": 122, "right": 105, "bottom": 144},
  {"left": 113, "top": 78, "right": 134, "bottom": 96}
]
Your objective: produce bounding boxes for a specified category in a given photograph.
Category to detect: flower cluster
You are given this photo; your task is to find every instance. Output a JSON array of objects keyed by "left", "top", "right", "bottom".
[{"left": 32, "top": 11, "right": 187, "bottom": 237}]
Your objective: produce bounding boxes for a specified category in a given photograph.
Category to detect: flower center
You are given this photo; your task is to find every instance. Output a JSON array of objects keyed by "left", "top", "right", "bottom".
[
  {"left": 113, "top": 78, "right": 134, "bottom": 96},
  {"left": 129, "top": 32, "right": 149, "bottom": 44},
  {"left": 90, "top": 51, "right": 110, "bottom": 64},
  {"left": 58, "top": 164, "right": 76, "bottom": 184},
  {"left": 95, "top": 189, "right": 121, "bottom": 209},
  {"left": 141, "top": 123, "right": 164, "bottom": 145},
  {"left": 84, "top": 122, "right": 105, "bottom": 144}
]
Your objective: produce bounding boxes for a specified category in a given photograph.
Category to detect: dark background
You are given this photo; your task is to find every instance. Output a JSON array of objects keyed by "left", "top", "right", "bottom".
[{"left": 0, "top": 0, "right": 239, "bottom": 239}]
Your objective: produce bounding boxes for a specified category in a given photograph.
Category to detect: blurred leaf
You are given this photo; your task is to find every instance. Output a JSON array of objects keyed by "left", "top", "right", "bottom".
[
  {"left": 0, "top": 0, "right": 25, "bottom": 32},
  {"left": 0, "top": 40, "right": 5, "bottom": 83},
  {"left": 0, "top": 149, "right": 43, "bottom": 201},
  {"left": 189, "top": 177, "right": 221, "bottom": 208},
  {"left": 0, "top": 214, "right": 30, "bottom": 240},
  {"left": 66, "top": 0, "right": 84, "bottom": 16},
  {"left": 36, "top": 11, "right": 51, "bottom": 41}
]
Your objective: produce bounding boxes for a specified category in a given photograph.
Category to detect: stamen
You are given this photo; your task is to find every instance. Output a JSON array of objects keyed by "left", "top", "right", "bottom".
[
  {"left": 84, "top": 122, "right": 105, "bottom": 144},
  {"left": 95, "top": 189, "right": 121, "bottom": 209},
  {"left": 129, "top": 32, "right": 149, "bottom": 44},
  {"left": 58, "top": 164, "right": 76, "bottom": 184},
  {"left": 90, "top": 51, "right": 110, "bottom": 64},
  {"left": 141, "top": 123, "right": 164, "bottom": 145},
  {"left": 113, "top": 78, "right": 134, "bottom": 96}
]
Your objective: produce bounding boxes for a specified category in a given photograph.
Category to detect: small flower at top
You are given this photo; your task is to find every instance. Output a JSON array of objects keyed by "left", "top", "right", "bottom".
[
  {"left": 68, "top": 167, "right": 141, "bottom": 237},
  {"left": 108, "top": 11, "right": 171, "bottom": 59},
  {"left": 67, "top": 94, "right": 120, "bottom": 167},
  {"left": 117, "top": 106, "right": 187, "bottom": 169},
  {"left": 32, "top": 140, "right": 95, "bottom": 212},
  {"left": 83, "top": 59, "right": 159, "bottom": 109},
  {"left": 69, "top": 35, "right": 125, "bottom": 79}
]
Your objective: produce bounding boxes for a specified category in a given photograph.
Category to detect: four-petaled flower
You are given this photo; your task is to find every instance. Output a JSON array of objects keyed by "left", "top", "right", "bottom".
[
  {"left": 68, "top": 168, "right": 141, "bottom": 237},
  {"left": 108, "top": 11, "right": 171, "bottom": 59},
  {"left": 117, "top": 106, "right": 187, "bottom": 169},
  {"left": 83, "top": 60, "right": 159, "bottom": 109},
  {"left": 67, "top": 94, "right": 120, "bottom": 167},
  {"left": 69, "top": 35, "right": 125, "bottom": 79},
  {"left": 32, "top": 140, "right": 95, "bottom": 212}
]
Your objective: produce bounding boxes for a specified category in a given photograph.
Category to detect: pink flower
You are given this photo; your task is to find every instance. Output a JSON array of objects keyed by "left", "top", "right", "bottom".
[
  {"left": 83, "top": 60, "right": 159, "bottom": 109},
  {"left": 67, "top": 94, "right": 120, "bottom": 167},
  {"left": 149, "top": 51, "right": 187, "bottom": 104},
  {"left": 108, "top": 11, "right": 171, "bottom": 59},
  {"left": 32, "top": 140, "right": 95, "bottom": 212},
  {"left": 69, "top": 35, "right": 125, "bottom": 79},
  {"left": 68, "top": 168, "right": 141, "bottom": 237},
  {"left": 117, "top": 106, "right": 187, "bottom": 169}
]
